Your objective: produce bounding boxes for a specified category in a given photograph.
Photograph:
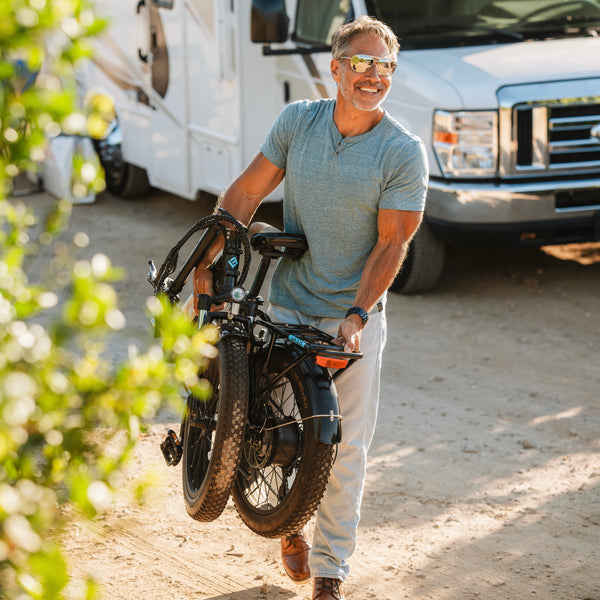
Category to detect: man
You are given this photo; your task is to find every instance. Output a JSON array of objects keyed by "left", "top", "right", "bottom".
[{"left": 193, "top": 16, "right": 428, "bottom": 600}]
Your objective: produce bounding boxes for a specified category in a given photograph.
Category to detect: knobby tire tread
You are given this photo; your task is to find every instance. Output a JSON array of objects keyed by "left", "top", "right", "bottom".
[{"left": 182, "top": 336, "right": 248, "bottom": 522}]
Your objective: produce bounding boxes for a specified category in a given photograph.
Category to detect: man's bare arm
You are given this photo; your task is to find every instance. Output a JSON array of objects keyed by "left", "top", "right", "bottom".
[
  {"left": 336, "top": 209, "right": 423, "bottom": 350},
  {"left": 192, "top": 153, "right": 285, "bottom": 301}
]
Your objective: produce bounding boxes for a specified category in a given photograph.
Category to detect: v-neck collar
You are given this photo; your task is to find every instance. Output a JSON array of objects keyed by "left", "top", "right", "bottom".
[{"left": 328, "top": 102, "right": 386, "bottom": 154}]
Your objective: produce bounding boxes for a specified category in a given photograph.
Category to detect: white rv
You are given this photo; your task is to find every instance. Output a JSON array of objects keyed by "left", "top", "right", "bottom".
[{"left": 85, "top": 0, "right": 600, "bottom": 292}]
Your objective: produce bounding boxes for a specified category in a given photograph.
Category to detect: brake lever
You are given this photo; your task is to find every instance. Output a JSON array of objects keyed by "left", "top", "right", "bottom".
[{"left": 147, "top": 259, "right": 157, "bottom": 286}]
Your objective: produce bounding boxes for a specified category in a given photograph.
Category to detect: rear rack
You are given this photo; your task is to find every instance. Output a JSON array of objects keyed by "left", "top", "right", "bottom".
[{"left": 256, "top": 320, "right": 362, "bottom": 370}]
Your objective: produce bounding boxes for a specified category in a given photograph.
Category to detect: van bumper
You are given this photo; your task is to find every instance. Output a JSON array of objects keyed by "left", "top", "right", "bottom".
[{"left": 426, "top": 177, "right": 600, "bottom": 246}]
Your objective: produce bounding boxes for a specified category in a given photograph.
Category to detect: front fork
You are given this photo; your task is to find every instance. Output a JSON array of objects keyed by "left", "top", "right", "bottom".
[{"left": 160, "top": 316, "right": 252, "bottom": 468}]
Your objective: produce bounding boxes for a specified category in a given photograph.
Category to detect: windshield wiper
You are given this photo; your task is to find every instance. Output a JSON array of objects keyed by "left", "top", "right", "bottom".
[
  {"left": 401, "top": 21, "right": 524, "bottom": 41},
  {"left": 398, "top": 19, "right": 525, "bottom": 42},
  {"left": 471, "top": 25, "right": 524, "bottom": 41},
  {"left": 517, "top": 15, "right": 600, "bottom": 36},
  {"left": 400, "top": 22, "right": 465, "bottom": 35}
]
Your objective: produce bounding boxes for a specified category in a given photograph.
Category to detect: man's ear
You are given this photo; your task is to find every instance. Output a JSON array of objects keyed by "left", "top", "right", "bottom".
[{"left": 331, "top": 58, "right": 340, "bottom": 82}]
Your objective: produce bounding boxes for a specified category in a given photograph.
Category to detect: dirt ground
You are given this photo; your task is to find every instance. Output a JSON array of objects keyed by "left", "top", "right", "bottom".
[{"left": 21, "top": 189, "right": 600, "bottom": 600}]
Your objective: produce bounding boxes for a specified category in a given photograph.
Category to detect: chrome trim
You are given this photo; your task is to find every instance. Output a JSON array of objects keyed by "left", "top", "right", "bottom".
[
  {"left": 497, "top": 78, "right": 600, "bottom": 178},
  {"left": 532, "top": 106, "right": 549, "bottom": 170},
  {"left": 426, "top": 177, "right": 600, "bottom": 224}
]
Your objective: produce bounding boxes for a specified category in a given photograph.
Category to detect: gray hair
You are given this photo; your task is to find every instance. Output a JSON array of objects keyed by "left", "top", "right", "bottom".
[{"left": 331, "top": 16, "right": 400, "bottom": 60}]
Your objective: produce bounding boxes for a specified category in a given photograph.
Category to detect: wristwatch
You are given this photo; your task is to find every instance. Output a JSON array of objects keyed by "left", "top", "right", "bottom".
[{"left": 345, "top": 306, "right": 369, "bottom": 328}]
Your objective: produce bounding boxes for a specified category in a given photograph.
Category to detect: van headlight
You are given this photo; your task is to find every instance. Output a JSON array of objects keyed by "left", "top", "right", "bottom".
[{"left": 433, "top": 110, "right": 498, "bottom": 177}]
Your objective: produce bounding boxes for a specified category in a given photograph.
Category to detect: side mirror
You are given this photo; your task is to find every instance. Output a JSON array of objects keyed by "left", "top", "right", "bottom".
[{"left": 251, "top": 0, "right": 289, "bottom": 43}]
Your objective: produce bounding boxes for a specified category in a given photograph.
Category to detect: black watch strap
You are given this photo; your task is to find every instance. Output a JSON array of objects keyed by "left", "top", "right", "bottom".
[{"left": 345, "top": 306, "right": 369, "bottom": 328}]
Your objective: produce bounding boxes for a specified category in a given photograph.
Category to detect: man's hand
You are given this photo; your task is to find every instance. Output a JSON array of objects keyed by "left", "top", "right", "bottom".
[
  {"left": 333, "top": 315, "right": 363, "bottom": 353},
  {"left": 192, "top": 266, "right": 215, "bottom": 313}
]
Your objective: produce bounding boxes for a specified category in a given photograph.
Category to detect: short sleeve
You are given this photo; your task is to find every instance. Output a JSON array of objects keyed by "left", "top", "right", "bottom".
[
  {"left": 379, "top": 138, "right": 429, "bottom": 212},
  {"left": 259, "top": 101, "right": 305, "bottom": 171}
]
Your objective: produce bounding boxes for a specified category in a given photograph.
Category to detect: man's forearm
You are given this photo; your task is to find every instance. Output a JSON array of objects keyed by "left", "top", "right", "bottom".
[
  {"left": 196, "top": 187, "right": 263, "bottom": 271},
  {"left": 349, "top": 209, "right": 423, "bottom": 312},
  {"left": 352, "top": 240, "right": 408, "bottom": 312}
]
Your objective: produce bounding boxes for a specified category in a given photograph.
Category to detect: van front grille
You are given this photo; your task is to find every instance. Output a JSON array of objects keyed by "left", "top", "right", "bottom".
[
  {"left": 498, "top": 79, "right": 600, "bottom": 178},
  {"left": 548, "top": 104, "right": 600, "bottom": 167}
]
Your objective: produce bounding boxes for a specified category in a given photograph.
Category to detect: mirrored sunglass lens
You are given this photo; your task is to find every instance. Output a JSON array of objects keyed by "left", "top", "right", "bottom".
[
  {"left": 376, "top": 62, "right": 395, "bottom": 76},
  {"left": 349, "top": 55, "right": 395, "bottom": 76},
  {"left": 350, "top": 56, "right": 374, "bottom": 73}
]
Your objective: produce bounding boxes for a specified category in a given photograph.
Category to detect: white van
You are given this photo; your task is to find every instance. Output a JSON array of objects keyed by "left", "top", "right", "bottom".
[{"left": 85, "top": 0, "right": 600, "bottom": 292}]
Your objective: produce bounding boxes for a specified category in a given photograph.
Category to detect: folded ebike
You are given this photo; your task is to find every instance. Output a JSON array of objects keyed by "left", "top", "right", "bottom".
[{"left": 148, "top": 209, "right": 361, "bottom": 538}]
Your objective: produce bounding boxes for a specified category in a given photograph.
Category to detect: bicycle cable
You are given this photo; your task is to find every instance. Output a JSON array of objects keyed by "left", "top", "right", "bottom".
[{"left": 154, "top": 212, "right": 251, "bottom": 295}]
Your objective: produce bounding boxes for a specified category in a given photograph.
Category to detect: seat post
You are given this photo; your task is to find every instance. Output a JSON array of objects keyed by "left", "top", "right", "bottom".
[{"left": 248, "top": 255, "right": 272, "bottom": 299}]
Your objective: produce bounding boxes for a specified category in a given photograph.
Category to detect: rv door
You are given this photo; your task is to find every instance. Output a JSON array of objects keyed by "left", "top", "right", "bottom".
[{"left": 144, "top": 0, "right": 191, "bottom": 197}]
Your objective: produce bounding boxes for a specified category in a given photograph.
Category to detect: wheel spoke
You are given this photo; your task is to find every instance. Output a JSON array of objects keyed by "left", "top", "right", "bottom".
[
  {"left": 232, "top": 348, "right": 336, "bottom": 536},
  {"left": 243, "top": 465, "right": 284, "bottom": 509},
  {"left": 237, "top": 373, "right": 303, "bottom": 512}
]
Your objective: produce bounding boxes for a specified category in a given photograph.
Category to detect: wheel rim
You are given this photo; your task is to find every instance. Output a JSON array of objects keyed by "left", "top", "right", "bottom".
[
  {"left": 185, "top": 363, "right": 219, "bottom": 495},
  {"left": 100, "top": 142, "right": 126, "bottom": 190},
  {"left": 238, "top": 375, "right": 303, "bottom": 512}
]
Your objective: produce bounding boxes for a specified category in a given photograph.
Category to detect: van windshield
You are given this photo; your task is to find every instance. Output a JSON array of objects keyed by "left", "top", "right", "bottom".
[{"left": 366, "top": 0, "right": 600, "bottom": 48}]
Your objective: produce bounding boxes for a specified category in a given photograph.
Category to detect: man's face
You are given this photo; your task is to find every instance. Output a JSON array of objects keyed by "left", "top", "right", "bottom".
[{"left": 331, "top": 33, "right": 394, "bottom": 113}]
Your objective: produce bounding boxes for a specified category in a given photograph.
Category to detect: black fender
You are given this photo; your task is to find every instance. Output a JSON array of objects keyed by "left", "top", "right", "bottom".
[
  {"left": 254, "top": 344, "right": 341, "bottom": 445},
  {"left": 219, "top": 320, "right": 249, "bottom": 340}
]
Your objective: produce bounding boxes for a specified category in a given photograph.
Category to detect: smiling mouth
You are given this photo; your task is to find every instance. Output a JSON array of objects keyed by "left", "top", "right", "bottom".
[{"left": 358, "top": 86, "right": 380, "bottom": 94}]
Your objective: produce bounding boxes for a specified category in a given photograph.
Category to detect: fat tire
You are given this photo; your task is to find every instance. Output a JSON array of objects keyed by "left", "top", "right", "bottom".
[
  {"left": 182, "top": 335, "right": 248, "bottom": 522},
  {"left": 390, "top": 219, "right": 446, "bottom": 294},
  {"left": 231, "top": 347, "right": 336, "bottom": 538}
]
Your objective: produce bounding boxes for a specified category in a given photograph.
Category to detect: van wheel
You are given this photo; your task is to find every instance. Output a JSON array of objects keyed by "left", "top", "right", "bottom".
[
  {"left": 390, "top": 220, "right": 446, "bottom": 294},
  {"left": 105, "top": 157, "right": 150, "bottom": 198},
  {"left": 95, "top": 124, "right": 151, "bottom": 198}
]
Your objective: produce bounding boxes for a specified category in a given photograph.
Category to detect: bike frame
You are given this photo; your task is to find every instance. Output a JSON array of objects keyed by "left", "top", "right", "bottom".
[{"left": 149, "top": 210, "right": 362, "bottom": 446}]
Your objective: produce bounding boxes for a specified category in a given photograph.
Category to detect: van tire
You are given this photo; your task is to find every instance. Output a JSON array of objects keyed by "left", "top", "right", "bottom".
[
  {"left": 95, "top": 125, "right": 151, "bottom": 198},
  {"left": 104, "top": 156, "right": 151, "bottom": 198},
  {"left": 390, "top": 220, "right": 446, "bottom": 294}
]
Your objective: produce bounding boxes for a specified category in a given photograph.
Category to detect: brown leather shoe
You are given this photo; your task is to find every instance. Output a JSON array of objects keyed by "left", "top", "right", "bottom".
[
  {"left": 313, "top": 577, "right": 345, "bottom": 600},
  {"left": 280, "top": 531, "right": 311, "bottom": 584}
]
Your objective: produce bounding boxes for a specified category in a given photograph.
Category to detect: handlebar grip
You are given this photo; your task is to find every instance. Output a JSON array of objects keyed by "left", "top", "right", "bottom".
[{"left": 168, "top": 226, "right": 220, "bottom": 298}]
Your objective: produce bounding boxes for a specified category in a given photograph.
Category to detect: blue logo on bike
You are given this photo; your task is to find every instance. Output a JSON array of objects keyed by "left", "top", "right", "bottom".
[
  {"left": 288, "top": 334, "right": 307, "bottom": 348},
  {"left": 227, "top": 257, "right": 238, "bottom": 269}
]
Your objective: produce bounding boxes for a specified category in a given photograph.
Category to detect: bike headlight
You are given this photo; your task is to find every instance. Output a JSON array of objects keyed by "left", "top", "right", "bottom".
[
  {"left": 433, "top": 110, "right": 498, "bottom": 177},
  {"left": 230, "top": 287, "right": 246, "bottom": 302}
]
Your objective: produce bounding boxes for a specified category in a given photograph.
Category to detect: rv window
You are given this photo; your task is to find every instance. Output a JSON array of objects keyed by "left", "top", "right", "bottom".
[
  {"left": 153, "top": 0, "right": 173, "bottom": 8},
  {"left": 293, "top": 0, "right": 353, "bottom": 46}
]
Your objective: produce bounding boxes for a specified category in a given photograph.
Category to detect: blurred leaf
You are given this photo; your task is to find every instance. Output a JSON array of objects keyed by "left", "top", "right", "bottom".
[{"left": 0, "top": 1, "right": 215, "bottom": 597}]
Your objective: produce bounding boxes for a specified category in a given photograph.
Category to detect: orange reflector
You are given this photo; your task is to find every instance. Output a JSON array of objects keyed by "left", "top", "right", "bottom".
[
  {"left": 434, "top": 131, "right": 458, "bottom": 144},
  {"left": 316, "top": 356, "right": 349, "bottom": 369}
]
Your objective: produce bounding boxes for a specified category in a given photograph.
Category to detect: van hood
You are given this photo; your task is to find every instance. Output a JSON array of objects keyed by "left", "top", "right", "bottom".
[{"left": 397, "top": 37, "right": 600, "bottom": 108}]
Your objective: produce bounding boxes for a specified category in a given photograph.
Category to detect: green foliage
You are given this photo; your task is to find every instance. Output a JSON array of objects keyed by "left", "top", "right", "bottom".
[{"left": 0, "top": 2, "right": 213, "bottom": 598}]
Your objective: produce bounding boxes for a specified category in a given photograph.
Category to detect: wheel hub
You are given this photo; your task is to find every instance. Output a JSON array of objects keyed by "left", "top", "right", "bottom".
[{"left": 244, "top": 417, "right": 301, "bottom": 470}]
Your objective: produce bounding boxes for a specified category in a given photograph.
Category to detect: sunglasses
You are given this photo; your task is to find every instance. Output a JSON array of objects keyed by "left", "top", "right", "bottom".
[{"left": 339, "top": 54, "right": 397, "bottom": 78}]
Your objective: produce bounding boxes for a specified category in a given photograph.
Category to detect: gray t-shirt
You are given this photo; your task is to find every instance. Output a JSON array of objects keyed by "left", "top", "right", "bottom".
[{"left": 260, "top": 98, "right": 428, "bottom": 318}]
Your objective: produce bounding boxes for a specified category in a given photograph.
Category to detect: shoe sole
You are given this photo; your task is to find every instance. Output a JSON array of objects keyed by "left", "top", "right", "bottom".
[{"left": 284, "top": 572, "right": 312, "bottom": 585}]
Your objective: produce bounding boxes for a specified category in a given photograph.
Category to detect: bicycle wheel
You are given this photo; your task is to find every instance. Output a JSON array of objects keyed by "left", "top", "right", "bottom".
[
  {"left": 182, "top": 335, "right": 248, "bottom": 522},
  {"left": 231, "top": 346, "right": 336, "bottom": 538}
]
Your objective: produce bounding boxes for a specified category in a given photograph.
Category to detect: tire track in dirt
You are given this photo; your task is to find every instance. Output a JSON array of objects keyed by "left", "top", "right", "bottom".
[{"left": 76, "top": 517, "right": 247, "bottom": 597}]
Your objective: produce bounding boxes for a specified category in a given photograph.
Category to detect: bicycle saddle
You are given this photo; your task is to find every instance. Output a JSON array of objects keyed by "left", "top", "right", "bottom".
[{"left": 249, "top": 222, "right": 308, "bottom": 260}]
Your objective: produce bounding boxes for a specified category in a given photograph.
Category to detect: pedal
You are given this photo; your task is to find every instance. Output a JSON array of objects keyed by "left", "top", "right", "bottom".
[{"left": 160, "top": 429, "right": 183, "bottom": 466}]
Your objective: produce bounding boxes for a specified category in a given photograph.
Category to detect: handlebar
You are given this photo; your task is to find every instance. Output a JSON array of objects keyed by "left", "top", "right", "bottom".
[
  {"left": 168, "top": 225, "right": 220, "bottom": 299},
  {"left": 149, "top": 209, "right": 250, "bottom": 302}
]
